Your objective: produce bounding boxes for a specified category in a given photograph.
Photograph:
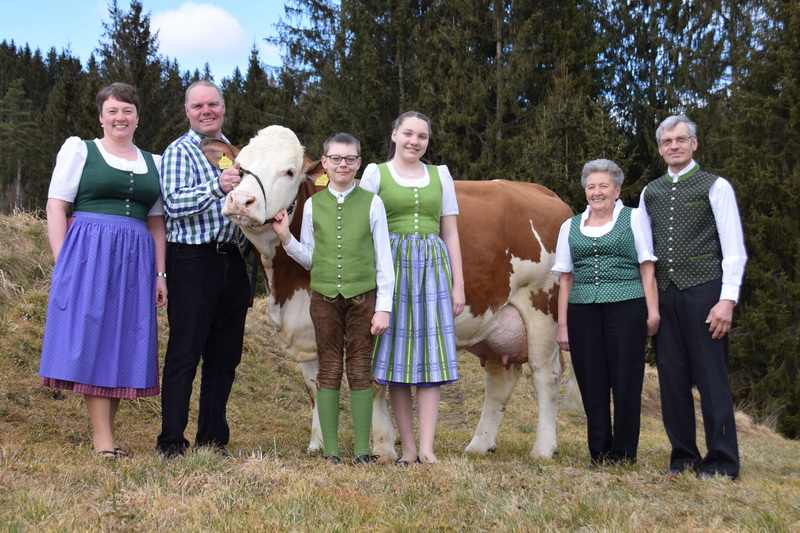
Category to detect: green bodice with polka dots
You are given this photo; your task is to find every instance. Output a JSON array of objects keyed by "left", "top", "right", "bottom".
[{"left": 568, "top": 207, "right": 644, "bottom": 304}]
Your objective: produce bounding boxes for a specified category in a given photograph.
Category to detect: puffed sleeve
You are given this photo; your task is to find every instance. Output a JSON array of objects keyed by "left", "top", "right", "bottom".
[
  {"left": 438, "top": 165, "right": 459, "bottom": 216},
  {"left": 359, "top": 163, "right": 381, "bottom": 193},
  {"left": 551, "top": 218, "right": 574, "bottom": 274},
  {"left": 147, "top": 153, "right": 166, "bottom": 217},
  {"left": 630, "top": 207, "right": 658, "bottom": 263},
  {"left": 48, "top": 137, "right": 87, "bottom": 202}
]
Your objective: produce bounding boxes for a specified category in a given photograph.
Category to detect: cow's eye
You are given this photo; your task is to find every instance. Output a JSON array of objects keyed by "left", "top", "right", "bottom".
[{"left": 287, "top": 170, "right": 295, "bottom": 177}]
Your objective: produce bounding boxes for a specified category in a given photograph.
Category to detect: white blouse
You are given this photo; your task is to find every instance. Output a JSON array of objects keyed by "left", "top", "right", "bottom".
[
  {"left": 48, "top": 136, "right": 164, "bottom": 216},
  {"left": 552, "top": 200, "right": 657, "bottom": 274},
  {"left": 359, "top": 162, "right": 459, "bottom": 216}
]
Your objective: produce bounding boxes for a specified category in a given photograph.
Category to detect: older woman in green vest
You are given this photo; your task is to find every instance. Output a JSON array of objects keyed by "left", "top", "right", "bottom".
[{"left": 553, "top": 159, "right": 659, "bottom": 467}]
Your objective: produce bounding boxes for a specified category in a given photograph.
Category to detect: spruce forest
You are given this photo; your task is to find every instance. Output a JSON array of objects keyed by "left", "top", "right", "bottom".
[{"left": 0, "top": 0, "right": 797, "bottom": 438}]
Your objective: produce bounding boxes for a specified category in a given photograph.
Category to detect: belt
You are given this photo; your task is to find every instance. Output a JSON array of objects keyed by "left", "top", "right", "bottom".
[
  {"left": 173, "top": 242, "right": 240, "bottom": 254},
  {"left": 209, "top": 242, "right": 239, "bottom": 254}
]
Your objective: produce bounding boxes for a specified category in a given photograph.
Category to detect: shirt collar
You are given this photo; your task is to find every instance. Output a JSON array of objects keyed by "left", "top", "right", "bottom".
[
  {"left": 327, "top": 182, "right": 357, "bottom": 203},
  {"left": 187, "top": 129, "right": 230, "bottom": 144},
  {"left": 670, "top": 160, "right": 697, "bottom": 182}
]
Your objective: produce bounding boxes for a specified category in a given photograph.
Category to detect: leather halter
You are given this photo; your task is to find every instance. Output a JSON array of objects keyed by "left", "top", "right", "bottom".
[{"left": 237, "top": 166, "right": 299, "bottom": 228}]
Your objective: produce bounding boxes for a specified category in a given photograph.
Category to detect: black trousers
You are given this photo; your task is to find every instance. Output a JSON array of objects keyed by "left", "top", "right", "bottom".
[
  {"left": 654, "top": 280, "right": 739, "bottom": 477},
  {"left": 156, "top": 242, "right": 249, "bottom": 454},
  {"left": 567, "top": 297, "right": 647, "bottom": 463}
]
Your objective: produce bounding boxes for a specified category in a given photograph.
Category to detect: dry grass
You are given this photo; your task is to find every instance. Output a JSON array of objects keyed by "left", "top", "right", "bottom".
[{"left": 1, "top": 212, "right": 799, "bottom": 532}]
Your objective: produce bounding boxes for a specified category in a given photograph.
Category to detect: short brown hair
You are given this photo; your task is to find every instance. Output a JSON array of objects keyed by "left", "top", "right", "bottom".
[
  {"left": 323, "top": 132, "right": 361, "bottom": 155},
  {"left": 96, "top": 82, "right": 140, "bottom": 114}
]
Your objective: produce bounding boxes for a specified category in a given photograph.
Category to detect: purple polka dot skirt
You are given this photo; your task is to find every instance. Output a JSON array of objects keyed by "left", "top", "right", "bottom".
[{"left": 39, "top": 212, "right": 160, "bottom": 398}]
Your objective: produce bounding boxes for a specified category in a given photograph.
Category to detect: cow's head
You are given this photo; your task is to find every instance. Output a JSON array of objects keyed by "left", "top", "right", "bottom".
[{"left": 221, "top": 125, "right": 310, "bottom": 233}]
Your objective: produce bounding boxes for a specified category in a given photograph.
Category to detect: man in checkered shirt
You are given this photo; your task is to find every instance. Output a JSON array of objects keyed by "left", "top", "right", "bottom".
[{"left": 156, "top": 80, "right": 249, "bottom": 460}]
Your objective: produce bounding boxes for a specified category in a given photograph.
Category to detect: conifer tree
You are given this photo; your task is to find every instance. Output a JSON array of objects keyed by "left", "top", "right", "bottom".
[
  {"left": 713, "top": 0, "right": 800, "bottom": 437},
  {"left": 0, "top": 81, "right": 42, "bottom": 211}
]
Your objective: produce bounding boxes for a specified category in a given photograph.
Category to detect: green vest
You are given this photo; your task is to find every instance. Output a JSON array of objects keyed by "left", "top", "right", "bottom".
[
  {"left": 568, "top": 207, "right": 645, "bottom": 304},
  {"left": 644, "top": 167, "right": 722, "bottom": 290},
  {"left": 377, "top": 163, "right": 442, "bottom": 235},
  {"left": 309, "top": 186, "right": 378, "bottom": 298},
  {"left": 74, "top": 140, "right": 160, "bottom": 221}
]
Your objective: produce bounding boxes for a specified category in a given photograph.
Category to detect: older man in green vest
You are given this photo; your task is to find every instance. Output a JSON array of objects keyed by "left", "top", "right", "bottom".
[{"left": 639, "top": 115, "right": 747, "bottom": 480}]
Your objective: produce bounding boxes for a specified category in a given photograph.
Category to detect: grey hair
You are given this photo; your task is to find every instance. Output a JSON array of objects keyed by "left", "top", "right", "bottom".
[
  {"left": 656, "top": 115, "right": 697, "bottom": 144},
  {"left": 581, "top": 159, "right": 624, "bottom": 188}
]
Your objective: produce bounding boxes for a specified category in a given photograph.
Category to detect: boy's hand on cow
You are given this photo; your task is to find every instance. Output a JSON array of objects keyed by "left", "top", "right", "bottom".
[
  {"left": 371, "top": 311, "right": 390, "bottom": 335},
  {"left": 271, "top": 209, "right": 292, "bottom": 245}
]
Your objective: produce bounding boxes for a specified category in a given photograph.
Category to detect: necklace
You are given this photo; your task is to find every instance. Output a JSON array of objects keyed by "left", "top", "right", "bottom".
[
  {"left": 101, "top": 138, "right": 136, "bottom": 158},
  {"left": 392, "top": 161, "right": 424, "bottom": 179}
]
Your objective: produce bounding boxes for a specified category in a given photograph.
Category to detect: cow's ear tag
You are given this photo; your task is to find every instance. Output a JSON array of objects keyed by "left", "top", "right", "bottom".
[
  {"left": 219, "top": 154, "right": 233, "bottom": 169},
  {"left": 315, "top": 173, "right": 329, "bottom": 186}
]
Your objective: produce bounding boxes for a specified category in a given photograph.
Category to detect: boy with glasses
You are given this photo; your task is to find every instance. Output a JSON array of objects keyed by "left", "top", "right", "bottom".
[{"left": 271, "top": 133, "right": 394, "bottom": 464}]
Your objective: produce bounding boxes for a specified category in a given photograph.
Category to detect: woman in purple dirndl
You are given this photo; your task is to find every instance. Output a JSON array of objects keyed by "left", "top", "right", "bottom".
[
  {"left": 360, "top": 111, "right": 465, "bottom": 464},
  {"left": 40, "top": 83, "right": 167, "bottom": 459}
]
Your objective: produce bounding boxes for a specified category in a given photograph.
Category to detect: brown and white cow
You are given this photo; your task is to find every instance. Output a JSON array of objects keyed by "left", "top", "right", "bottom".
[{"left": 220, "top": 125, "right": 575, "bottom": 459}]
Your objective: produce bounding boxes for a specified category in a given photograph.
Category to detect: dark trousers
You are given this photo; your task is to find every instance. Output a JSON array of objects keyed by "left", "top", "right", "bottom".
[
  {"left": 567, "top": 298, "right": 647, "bottom": 463},
  {"left": 156, "top": 242, "right": 250, "bottom": 454},
  {"left": 309, "top": 289, "right": 376, "bottom": 391},
  {"left": 654, "top": 280, "right": 739, "bottom": 477}
]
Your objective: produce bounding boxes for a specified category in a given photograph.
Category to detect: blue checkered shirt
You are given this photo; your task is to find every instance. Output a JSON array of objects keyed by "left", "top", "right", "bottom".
[{"left": 160, "top": 129, "right": 240, "bottom": 244}]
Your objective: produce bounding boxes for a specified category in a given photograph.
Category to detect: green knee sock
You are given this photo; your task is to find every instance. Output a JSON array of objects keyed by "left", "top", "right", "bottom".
[
  {"left": 317, "top": 387, "right": 340, "bottom": 458},
  {"left": 350, "top": 387, "right": 373, "bottom": 458}
]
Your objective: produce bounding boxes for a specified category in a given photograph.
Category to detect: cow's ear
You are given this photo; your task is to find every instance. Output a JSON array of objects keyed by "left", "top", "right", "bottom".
[
  {"left": 200, "top": 138, "right": 241, "bottom": 170},
  {"left": 303, "top": 156, "right": 325, "bottom": 181}
]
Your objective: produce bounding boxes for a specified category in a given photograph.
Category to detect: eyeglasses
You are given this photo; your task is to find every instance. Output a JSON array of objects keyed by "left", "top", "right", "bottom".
[
  {"left": 325, "top": 155, "right": 360, "bottom": 165},
  {"left": 659, "top": 135, "right": 694, "bottom": 148}
]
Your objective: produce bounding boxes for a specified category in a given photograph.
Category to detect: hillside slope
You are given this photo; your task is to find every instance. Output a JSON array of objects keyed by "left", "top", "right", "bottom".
[{"left": 1, "top": 212, "right": 798, "bottom": 531}]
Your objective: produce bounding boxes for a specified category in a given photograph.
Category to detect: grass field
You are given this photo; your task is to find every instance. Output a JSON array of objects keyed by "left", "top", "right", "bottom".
[{"left": 1, "top": 212, "right": 798, "bottom": 532}]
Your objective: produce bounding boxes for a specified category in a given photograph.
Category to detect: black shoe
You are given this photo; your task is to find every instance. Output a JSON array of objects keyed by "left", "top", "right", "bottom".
[
  {"left": 354, "top": 454, "right": 379, "bottom": 465},
  {"left": 214, "top": 446, "right": 233, "bottom": 459},
  {"left": 663, "top": 463, "right": 697, "bottom": 476},
  {"left": 158, "top": 446, "right": 185, "bottom": 461},
  {"left": 324, "top": 455, "right": 342, "bottom": 464}
]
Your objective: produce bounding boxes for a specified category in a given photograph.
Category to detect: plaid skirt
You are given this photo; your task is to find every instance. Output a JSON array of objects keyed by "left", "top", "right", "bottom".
[{"left": 372, "top": 233, "right": 459, "bottom": 386}]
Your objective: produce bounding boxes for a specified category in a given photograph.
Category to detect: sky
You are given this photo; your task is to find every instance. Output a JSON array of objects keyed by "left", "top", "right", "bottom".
[{"left": 0, "top": 0, "right": 285, "bottom": 80}]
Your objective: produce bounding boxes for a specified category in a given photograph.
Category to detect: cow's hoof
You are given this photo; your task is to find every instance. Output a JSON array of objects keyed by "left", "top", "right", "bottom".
[
  {"left": 307, "top": 442, "right": 323, "bottom": 453},
  {"left": 464, "top": 443, "right": 496, "bottom": 455},
  {"left": 530, "top": 445, "right": 558, "bottom": 459},
  {"left": 371, "top": 449, "right": 398, "bottom": 461}
]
